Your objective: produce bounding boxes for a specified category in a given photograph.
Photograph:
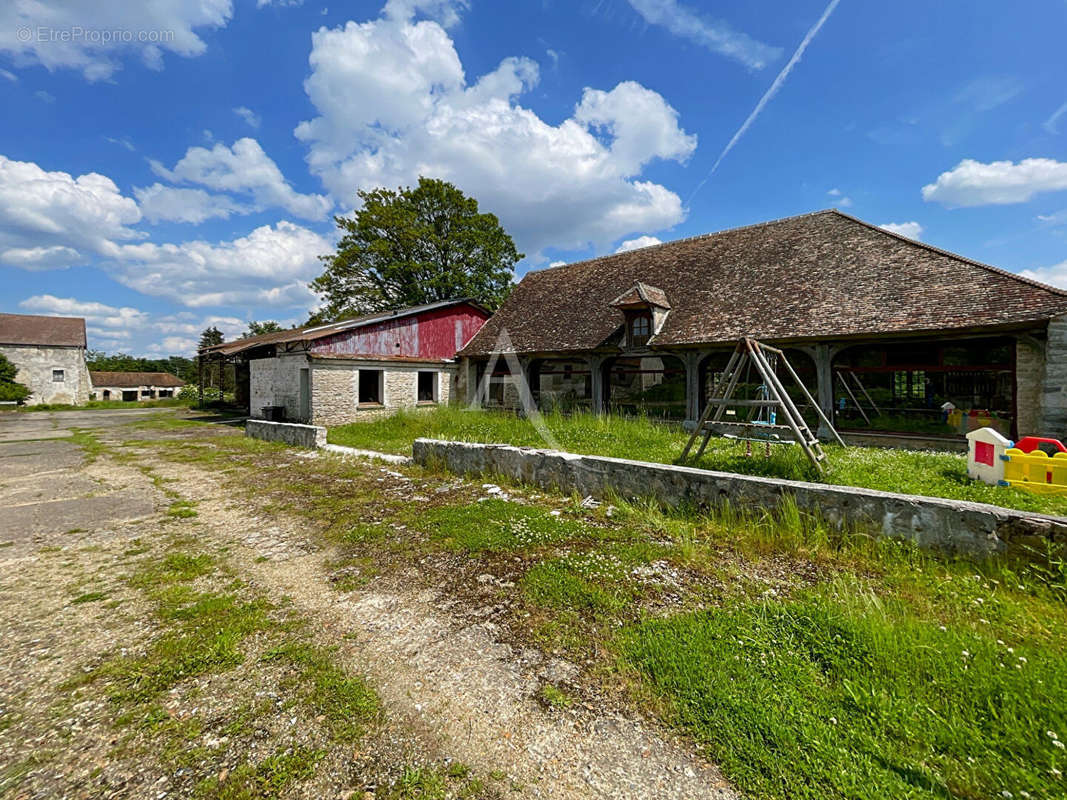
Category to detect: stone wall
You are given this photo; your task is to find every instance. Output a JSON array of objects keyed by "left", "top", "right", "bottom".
[
  {"left": 1042, "top": 313, "right": 1067, "bottom": 438},
  {"left": 412, "top": 438, "right": 1067, "bottom": 554},
  {"left": 245, "top": 419, "right": 326, "bottom": 448},
  {"left": 310, "top": 360, "right": 458, "bottom": 427},
  {"left": 250, "top": 353, "right": 308, "bottom": 421},
  {"left": 1016, "top": 335, "right": 1046, "bottom": 437},
  {"left": 0, "top": 344, "right": 91, "bottom": 405}
]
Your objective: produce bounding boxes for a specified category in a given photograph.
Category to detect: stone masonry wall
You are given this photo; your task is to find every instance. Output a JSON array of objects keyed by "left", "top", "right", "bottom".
[
  {"left": 310, "top": 361, "right": 458, "bottom": 427},
  {"left": 0, "top": 344, "right": 91, "bottom": 405},
  {"left": 1016, "top": 336, "right": 1045, "bottom": 437},
  {"left": 1042, "top": 313, "right": 1067, "bottom": 438},
  {"left": 413, "top": 439, "right": 1067, "bottom": 555},
  {"left": 245, "top": 419, "right": 325, "bottom": 448},
  {"left": 250, "top": 354, "right": 308, "bottom": 421}
]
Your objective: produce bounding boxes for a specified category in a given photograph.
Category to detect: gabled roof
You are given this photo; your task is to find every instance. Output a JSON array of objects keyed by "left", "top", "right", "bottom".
[
  {"left": 0, "top": 313, "right": 86, "bottom": 347},
  {"left": 203, "top": 298, "right": 489, "bottom": 357},
  {"left": 90, "top": 371, "right": 185, "bottom": 388},
  {"left": 609, "top": 282, "right": 671, "bottom": 309},
  {"left": 461, "top": 210, "right": 1067, "bottom": 356}
]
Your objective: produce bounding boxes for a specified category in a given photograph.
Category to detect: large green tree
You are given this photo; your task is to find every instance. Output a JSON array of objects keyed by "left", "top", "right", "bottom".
[
  {"left": 310, "top": 177, "right": 520, "bottom": 322},
  {"left": 0, "top": 353, "right": 30, "bottom": 402},
  {"left": 243, "top": 320, "right": 284, "bottom": 338}
]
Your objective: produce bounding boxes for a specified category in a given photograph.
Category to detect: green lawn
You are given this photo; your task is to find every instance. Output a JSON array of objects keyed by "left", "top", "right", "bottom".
[{"left": 328, "top": 407, "right": 1067, "bottom": 516}]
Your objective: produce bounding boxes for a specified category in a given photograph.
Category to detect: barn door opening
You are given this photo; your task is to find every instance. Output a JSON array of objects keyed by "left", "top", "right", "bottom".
[{"left": 299, "top": 368, "right": 311, "bottom": 421}]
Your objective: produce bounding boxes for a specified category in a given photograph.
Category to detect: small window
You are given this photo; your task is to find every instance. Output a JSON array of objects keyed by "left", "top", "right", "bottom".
[
  {"left": 630, "top": 315, "right": 651, "bottom": 347},
  {"left": 417, "top": 371, "right": 437, "bottom": 403},
  {"left": 358, "top": 369, "right": 383, "bottom": 405},
  {"left": 52, "top": 369, "right": 65, "bottom": 382}
]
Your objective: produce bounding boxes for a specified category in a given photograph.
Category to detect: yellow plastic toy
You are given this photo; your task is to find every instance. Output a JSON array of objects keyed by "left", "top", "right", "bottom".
[{"left": 1001, "top": 448, "right": 1067, "bottom": 495}]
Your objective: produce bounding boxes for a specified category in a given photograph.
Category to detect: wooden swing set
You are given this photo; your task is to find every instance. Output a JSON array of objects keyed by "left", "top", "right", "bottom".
[{"left": 680, "top": 338, "right": 844, "bottom": 473}]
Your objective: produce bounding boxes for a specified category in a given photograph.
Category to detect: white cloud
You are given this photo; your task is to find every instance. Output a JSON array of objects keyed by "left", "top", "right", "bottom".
[
  {"left": 0, "top": 0, "right": 233, "bottom": 81},
  {"left": 826, "top": 188, "right": 853, "bottom": 207},
  {"left": 17, "top": 294, "right": 250, "bottom": 355},
  {"left": 233, "top": 105, "right": 261, "bottom": 129},
  {"left": 626, "top": 0, "right": 780, "bottom": 70},
  {"left": 878, "top": 221, "right": 924, "bottom": 240},
  {"left": 0, "top": 68, "right": 16, "bottom": 81},
  {"left": 150, "top": 137, "right": 332, "bottom": 220},
  {"left": 1037, "top": 209, "right": 1067, "bottom": 226},
  {"left": 1019, "top": 260, "right": 1067, "bottom": 290},
  {"left": 954, "top": 76, "right": 1022, "bottom": 112},
  {"left": 1044, "top": 101, "right": 1067, "bottom": 135},
  {"left": 0, "top": 154, "right": 332, "bottom": 311},
  {"left": 0, "top": 154, "right": 142, "bottom": 270},
  {"left": 111, "top": 221, "right": 331, "bottom": 307},
  {"left": 135, "top": 183, "right": 250, "bottom": 224},
  {"left": 105, "top": 136, "right": 135, "bottom": 151},
  {"left": 35, "top": 90, "right": 55, "bottom": 103},
  {"left": 295, "top": 4, "right": 695, "bottom": 257},
  {"left": 20, "top": 294, "right": 149, "bottom": 329},
  {"left": 922, "top": 158, "right": 1067, "bottom": 207},
  {"left": 616, "top": 235, "right": 663, "bottom": 253}
]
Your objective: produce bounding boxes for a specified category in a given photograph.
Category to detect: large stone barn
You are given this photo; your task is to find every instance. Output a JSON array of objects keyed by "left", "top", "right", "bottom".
[
  {"left": 459, "top": 210, "right": 1067, "bottom": 446},
  {"left": 0, "top": 313, "right": 91, "bottom": 406},
  {"left": 202, "top": 299, "right": 490, "bottom": 426}
]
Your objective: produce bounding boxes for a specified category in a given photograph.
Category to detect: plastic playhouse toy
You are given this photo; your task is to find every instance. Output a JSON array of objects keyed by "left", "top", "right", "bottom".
[
  {"left": 966, "top": 427, "right": 1067, "bottom": 496},
  {"left": 966, "top": 427, "right": 1013, "bottom": 485},
  {"left": 968, "top": 426, "right": 1067, "bottom": 494}
]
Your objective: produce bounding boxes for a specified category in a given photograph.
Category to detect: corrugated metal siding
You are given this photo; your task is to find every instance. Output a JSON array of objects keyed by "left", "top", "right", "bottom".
[{"left": 309, "top": 303, "right": 489, "bottom": 359}]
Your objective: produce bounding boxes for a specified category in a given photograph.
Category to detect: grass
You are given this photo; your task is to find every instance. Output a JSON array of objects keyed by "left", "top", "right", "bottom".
[
  {"left": 328, "top": 407, "right": 1067, "bottom": 515},
  {"left": 128, "top": 418, "right": 1067, "bottom": 800},
  {"left": 621, "top": 586, "right": 1067, "bottom": 800},
  {"left": 18, "top": 398, "right": 191, "bottom": 412}
]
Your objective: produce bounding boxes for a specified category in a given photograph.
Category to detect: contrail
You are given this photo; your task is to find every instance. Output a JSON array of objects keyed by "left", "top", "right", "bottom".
[{"left": 689, "top": 0, "right": 842, "bottom": 202}]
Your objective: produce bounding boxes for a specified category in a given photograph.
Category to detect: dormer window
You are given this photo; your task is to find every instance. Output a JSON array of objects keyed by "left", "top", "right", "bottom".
[
  {"left": 630, "top": 314, "right": 651, "bottom": 347},
  {"left": 609, "top": 281, "right": 671, "bottom": 351}
]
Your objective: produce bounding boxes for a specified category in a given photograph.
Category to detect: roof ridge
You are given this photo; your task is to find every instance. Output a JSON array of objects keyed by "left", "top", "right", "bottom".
[
  {"left": 529, "top": 209, "right": 838, "bottom": 276},
  {"left": 829, "top": 210, "right": 1067, "bottom": 297}
]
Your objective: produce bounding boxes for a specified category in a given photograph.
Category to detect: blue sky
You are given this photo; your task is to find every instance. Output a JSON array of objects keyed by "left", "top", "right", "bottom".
[{"left": 1, "top": 0, "right": 1066, "bottom": 355}]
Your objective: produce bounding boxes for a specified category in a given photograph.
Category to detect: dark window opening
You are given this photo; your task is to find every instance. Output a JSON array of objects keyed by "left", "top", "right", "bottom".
[
  {"left": 158, "top": 389, "right": 173, "bottom": 398},
  {"left": 607, "top": 355, "right": 686, "bottom": 419},
  {"left": 417, "top": 371, "right": 436, "bottom": 403},
  {"left": 359, "top": 369, "right": 382, "bottom": 404},
  {"left": 534, "top": 358, "right": 591, "bottom": 412},
  {"left": 629, "top": 314, "right": 651, "bottom": 347},
  {"left": 52, "top": 369, "right": 64, "bottom": 382}
]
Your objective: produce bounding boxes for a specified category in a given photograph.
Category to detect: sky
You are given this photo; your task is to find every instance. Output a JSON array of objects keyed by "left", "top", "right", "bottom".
[{"left": 1, "top": 0, "right": 1066, "bottom": 356}]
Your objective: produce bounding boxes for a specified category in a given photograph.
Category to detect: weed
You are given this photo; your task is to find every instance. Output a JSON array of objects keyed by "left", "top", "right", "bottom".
[
  {"left": 71, "top": 591, "right": 107, "bottom": 604},
  {"left": 167, "top": 499, "right": 199, "bottom": 519},
  {"left": 537, "top": 684, "right": 573, "bottom": 709}
]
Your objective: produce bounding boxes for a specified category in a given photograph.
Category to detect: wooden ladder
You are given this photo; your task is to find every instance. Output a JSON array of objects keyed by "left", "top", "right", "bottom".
[{"left": 680, "top": 338, "right": 844, "bottom": 474}]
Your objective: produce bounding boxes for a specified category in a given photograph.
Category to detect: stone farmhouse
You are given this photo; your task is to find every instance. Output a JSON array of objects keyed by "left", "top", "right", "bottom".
[
  {"left": 0, "top": 312, "right": 92, "bottom": 406},
  {"left": 459, "top": 210, "right": 1067, "bottom": 444},
  {"left": 201, "top": 299, "right": 490, "bottom": 426},
  {"left": 89, "top": 371, "right": 185, "bottom": 402}
]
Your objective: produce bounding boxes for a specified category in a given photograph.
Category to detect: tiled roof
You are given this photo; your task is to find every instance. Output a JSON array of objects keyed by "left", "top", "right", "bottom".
[
  {"left": 461, "top": 210, "right": 1067, "bottom": 356},
  {"left": 204, "top": 298, "right": 488, "bottom": 357},
  {"left": 90, "top": 371, "right": 186, "bottom": 388},
  {"left": 0, "top": 313, "right": 86, "bottom": 347},
  {"left": 609, "top": 282, "right": 671, "bottom": 309}
]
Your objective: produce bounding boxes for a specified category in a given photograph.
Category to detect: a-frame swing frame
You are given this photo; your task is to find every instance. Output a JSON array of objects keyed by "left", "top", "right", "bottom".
[{"left": 680, "top": 338, "right": 844, "bottom": 473}]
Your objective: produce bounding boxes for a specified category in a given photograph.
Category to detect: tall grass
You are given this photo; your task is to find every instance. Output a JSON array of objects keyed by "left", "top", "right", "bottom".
[{"left": 328, "top": 407, "right": 1067, "bottom": 516}]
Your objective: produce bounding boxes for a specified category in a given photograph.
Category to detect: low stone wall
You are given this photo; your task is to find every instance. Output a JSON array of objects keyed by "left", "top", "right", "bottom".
[
  {"left": 245, "top": 419, "right": 326, "bottom": 449},
  {"left": 412, "top": 439, "right": 1067, "bottom": 554}
]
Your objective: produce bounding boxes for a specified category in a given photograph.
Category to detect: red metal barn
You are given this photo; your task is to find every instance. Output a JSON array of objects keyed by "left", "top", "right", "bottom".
[{"left": 201, "top": 299, "right": 492, "bottom": 425}]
